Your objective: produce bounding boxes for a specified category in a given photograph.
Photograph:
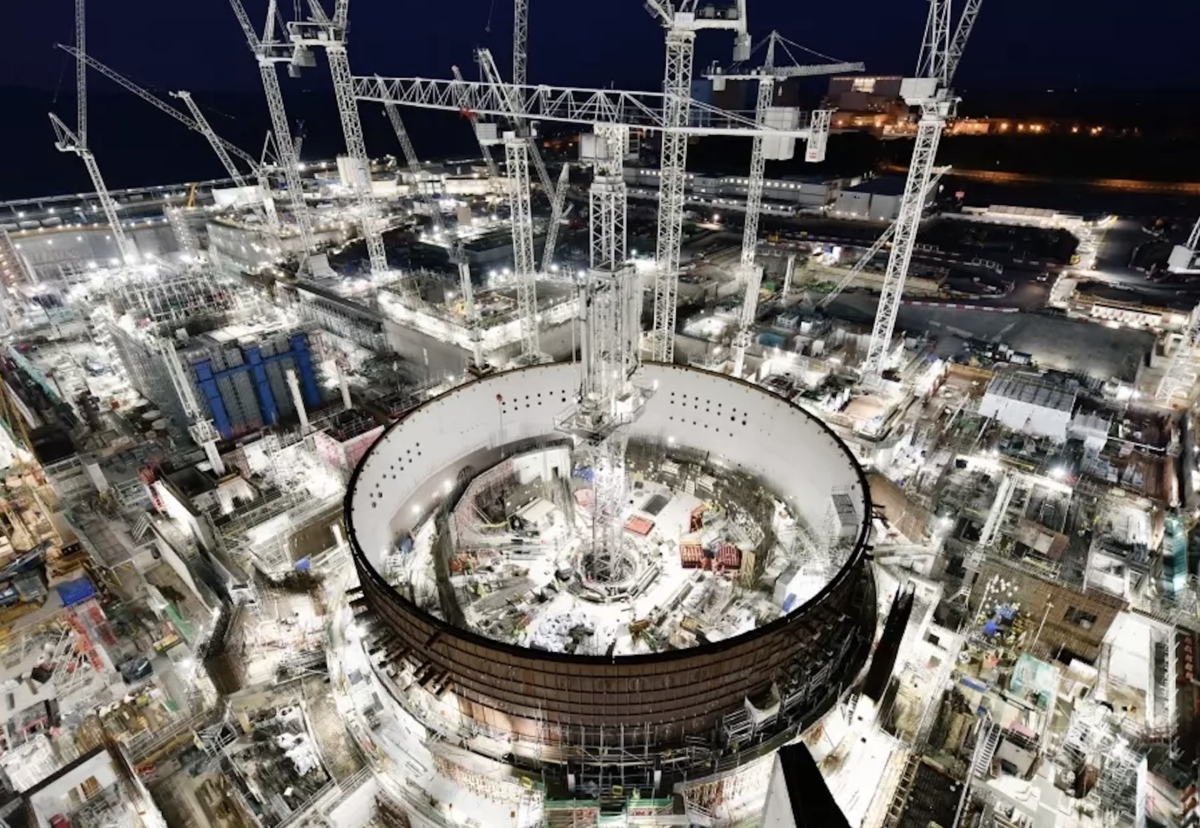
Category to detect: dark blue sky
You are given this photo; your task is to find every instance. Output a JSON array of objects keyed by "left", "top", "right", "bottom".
[{"left": 3, "top": 0, "right": 1198, "bottom": 94}]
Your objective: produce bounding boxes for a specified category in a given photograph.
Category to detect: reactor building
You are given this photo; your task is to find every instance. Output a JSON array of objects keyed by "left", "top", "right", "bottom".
[{"left": 345, "top": 356, "right": 876, "bottom": 798}]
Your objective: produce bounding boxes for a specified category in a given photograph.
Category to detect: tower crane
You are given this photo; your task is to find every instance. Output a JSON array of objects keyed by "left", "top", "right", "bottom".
[
  {"left": 644, "top": 0, "right": 751, "bottom": 364},
  {"left": 288, "top": 0, "right": 390, "bottom": 278},
  {"left": 48, "top": 0, "right": 136, "bottom": 265},
  {"left": 450, "top": 65, "right": 501, "bottom": 187},
  {"left": 450, "top": 242, "right": 488, "bottom": 375},
  {"left": 173, "top": 91, "right": 282, "bottom": 238},
  {"left": 861, "top": 0, "right": 982, "bottom": 381},
  {"left": 381, "top": 93, "right": 444, "bottom": 235},
  {"left": 475, "top": 48, "right": 567, "bottom": 272},
  {"left": 228, "top": 0, "right": 314, "bottom": 254},
  {"left": 558, "top": 123, "right": 644, "bottom": 583},
  {"left": 704, "top": 31, "right": 863, "bottom": 376},
  {"left": 513, "top": 0, "right": 529, "bottom": 89},
  {"left": 504, "top": 133, "right": 541, "bottom": 363},
  {"left": 359, "top": 67, "right": 819, "bottom": 358},
  {"left": 56, "top": 45, "right": 282, "bottom": 246}
]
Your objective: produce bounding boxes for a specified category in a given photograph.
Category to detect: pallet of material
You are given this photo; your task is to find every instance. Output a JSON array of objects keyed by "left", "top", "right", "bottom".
[
  {"left": 680, "top": 544, "right": 704, "bottom": 568},
  {"left": 715, "top": 544, "right": 741, "bottom": 570},
  {"left": 625, "top": 516, "right": 654, "bottom": 536}
]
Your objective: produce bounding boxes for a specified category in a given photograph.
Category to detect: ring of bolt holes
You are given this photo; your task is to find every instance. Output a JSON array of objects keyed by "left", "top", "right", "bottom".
[{"left": 368, "top": 388, "right": 755, "bottom": 508}]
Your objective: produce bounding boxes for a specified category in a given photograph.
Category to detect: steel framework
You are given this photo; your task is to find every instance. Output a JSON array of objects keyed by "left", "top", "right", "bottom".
[
  {"left": 730, "top": 75, "right": 773, "bottom": 377},
  {"left": 1156, "top": 303, "right": 1200, "bottom": 402},
  {"left": 355, "top": 75, "right": 800, "bottom": 137},
  {"left": 513, "top": 0, "right": 529, "bottom": 88},
  {"left": 862, "top": 118, "right": 944, "bottom": 377},
  {"left": 505, "top": 134, "right": 540, "bottom": 362}
]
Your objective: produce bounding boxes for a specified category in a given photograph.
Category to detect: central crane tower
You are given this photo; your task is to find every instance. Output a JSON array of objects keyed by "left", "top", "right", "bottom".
[{"left": 557, "top": 125, "right": 646, "bottom": 586}]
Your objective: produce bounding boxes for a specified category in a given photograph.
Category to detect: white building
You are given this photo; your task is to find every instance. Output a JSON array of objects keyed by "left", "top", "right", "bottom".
[
  {"left": 831, "top": 175, "right": 935, "bottom": 222},
  {"left": 622, "top": 167, "right": 853, "bottom": 215},
  {"left": 979, "top": 373, "right": 1075, "bottom": 442}
]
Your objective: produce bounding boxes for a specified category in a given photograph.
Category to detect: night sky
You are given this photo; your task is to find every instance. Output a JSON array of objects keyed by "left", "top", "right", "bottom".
[{"left": 3, "top": 0, "right": 1199, "bottom": 95}]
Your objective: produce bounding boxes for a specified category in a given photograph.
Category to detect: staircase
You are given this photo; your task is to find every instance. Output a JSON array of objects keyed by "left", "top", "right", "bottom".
[{"left": 973, "top": 721, "right": 1002, "bottom": 779}]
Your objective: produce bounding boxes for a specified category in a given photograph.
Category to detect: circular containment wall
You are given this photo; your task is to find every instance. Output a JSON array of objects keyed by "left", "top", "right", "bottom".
[{"left": 346, "top": 363, "right": 877, "bottom": 776}]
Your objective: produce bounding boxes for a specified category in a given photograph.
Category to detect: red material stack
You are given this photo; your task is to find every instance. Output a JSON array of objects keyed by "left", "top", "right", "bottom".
[
  {"left": 716, "top": 544, "right": 741, "bottom": 570},
  {"left": 680, "top": 544, "right": 704, "bottom": 568}
]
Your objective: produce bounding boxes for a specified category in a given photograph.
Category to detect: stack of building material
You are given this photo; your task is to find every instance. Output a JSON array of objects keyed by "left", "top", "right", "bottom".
[
  {"left": 680, "top": 544, "right": 704, "bottom": 568},
  {"left": 715, "top": 543, "right": 741, "bottom": 570},
  {"left": 625, "top": 516, "right": 654, "bottom": 536}
]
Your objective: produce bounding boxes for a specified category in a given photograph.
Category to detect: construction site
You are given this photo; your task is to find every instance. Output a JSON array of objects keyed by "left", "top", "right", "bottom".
[{"left": 0, "top": 0, "right": 1197, "bottom": 826}]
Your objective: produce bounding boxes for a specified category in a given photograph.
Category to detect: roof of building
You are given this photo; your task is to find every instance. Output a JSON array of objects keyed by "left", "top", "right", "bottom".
[
  {"left": 984, "top": 372, "right": 1076, "bottom": 413},
  {"left": 844, "top": 176, "right": 908, "bottom": 196}
]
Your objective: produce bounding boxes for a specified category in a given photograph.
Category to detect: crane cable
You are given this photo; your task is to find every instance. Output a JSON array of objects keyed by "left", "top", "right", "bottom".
[{"left": 484, "top": 0, "right": 497, "bottom": 34}]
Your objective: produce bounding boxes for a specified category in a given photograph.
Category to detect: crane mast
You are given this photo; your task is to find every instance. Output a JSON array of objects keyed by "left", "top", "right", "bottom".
[
  {"left": 560, "top": 124, "right": 643, "bottom": 584},
  {"left": 513, "top": 0, "right": 529, "bottom": 88},
  {"left": 229, "top": 0, "right": 315, "bottom": 255},
  {"left": 505, "top": 134, "right": 541, "bottom": 362},
  {"left": 649, "top": 27, "right": 696, "bottom": 364},
  {"left": 862, "top": 0, "right": 979, "bottom": 381},
  {"left": 646, "top": 0, "right": 751, "bottom": 364},
  {"left": 477, "top": 48, "right": 565, "bottom": 270},
  {"left": 699, "top": 30, "right": 860, "bottom": 375},
  {"left": 450, "top": 65, "right": 501, "bottom": 184},
  {"left": 730, "top": 74, "right": 773, "bottom": 378},
  {"left": 75, "top": 0, "right": 87, "bottom": 149},
  {"left": 50, "top": 0, "right": 136, "bottom": 265},
  {"left": 289, "top": 0, "right": 389, "bottom": 276},
  {"left": 451, "top": 243, "right": 487, "bottom": 374}
]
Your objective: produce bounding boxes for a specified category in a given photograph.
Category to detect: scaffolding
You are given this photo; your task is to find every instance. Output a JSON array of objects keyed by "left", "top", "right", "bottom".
[
  {"left": 290, "top": 283, "right": 388, "bottom": 353},
  {"left": 107, "top": 266, "right": 237, "bottom": 326},
  {"left": 165, "top": 206, "right": 201, "bottom": 259}
]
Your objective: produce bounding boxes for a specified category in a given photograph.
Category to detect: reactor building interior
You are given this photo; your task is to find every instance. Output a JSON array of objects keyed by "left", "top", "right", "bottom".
[{"left": 346, "top": 353, "right": 877, "bottom": 796}]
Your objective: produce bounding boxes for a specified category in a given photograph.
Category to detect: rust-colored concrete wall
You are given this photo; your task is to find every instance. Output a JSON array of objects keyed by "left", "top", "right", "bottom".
[
  {"left": 869, "top": 472, "right": 934, "bottom": 541},
  {"left": 354, "top": 548, "right": 876, "bottom": 754},
  {"left": 971, "top": 557, "right": 1124, "bottom": 662}
]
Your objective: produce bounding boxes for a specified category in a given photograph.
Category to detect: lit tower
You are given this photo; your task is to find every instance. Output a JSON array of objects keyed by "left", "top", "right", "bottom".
[{"left": 556, "top": 126, "right": 647, "bottom": 586}]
